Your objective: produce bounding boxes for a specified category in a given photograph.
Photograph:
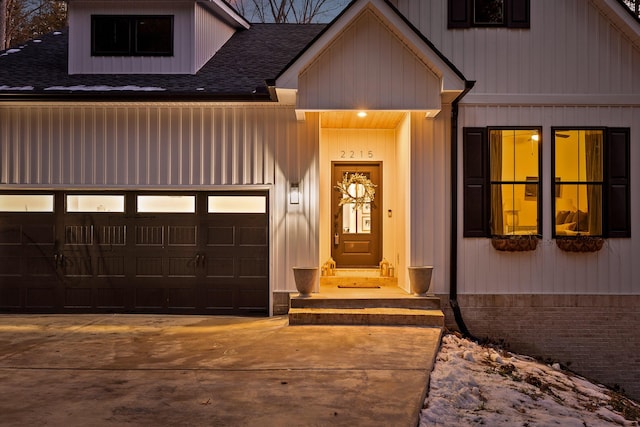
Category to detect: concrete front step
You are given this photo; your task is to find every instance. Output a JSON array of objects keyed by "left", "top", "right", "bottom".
[
  {"left": 288, "top": 307, "right": 444, "bottom": 327},
  {"left": 320, "top": 276, "right": 398, "bottom": 288},
  {"left": 290, "top": 295, "right": 441, "bottom": 310}
]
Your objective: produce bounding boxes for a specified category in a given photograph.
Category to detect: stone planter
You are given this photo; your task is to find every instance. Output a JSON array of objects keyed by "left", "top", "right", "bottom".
[
  {"left": 408, "top": 266, "right": 433, "bottom": 296},
  {"left": 292, "top": 267, "right": 318, "bottom": 297}
]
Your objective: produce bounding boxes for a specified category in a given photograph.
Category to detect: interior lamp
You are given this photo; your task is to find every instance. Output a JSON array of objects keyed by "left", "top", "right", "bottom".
[{"left": 290, "top": 183, "right": 300, "bottom": 204}]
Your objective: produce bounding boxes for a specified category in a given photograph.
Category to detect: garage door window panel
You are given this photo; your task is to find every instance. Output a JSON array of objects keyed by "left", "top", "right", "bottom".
[{"left": 137, "top": 195, "right": 195, "bottom": 213}]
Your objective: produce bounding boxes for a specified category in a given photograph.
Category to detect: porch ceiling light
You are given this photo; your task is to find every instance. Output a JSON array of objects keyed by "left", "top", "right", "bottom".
[{"left": 357, "top": 111, "right": 368, "bottom": 118}]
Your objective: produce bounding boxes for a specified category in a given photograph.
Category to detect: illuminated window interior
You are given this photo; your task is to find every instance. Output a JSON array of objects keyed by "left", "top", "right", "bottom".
[
  {"left": 554, "top": 130, "right": 603, "bottom": 236},
  {"left": 208, "top": 196, "right": 266, "bottom": 213},
  {"left": 66, "top": 195, "right": 125, "bottom": 212},
  {"left": 137, "top": 195, "right": 195, "bottom": 213},
  {"left": 490, "top": 129, "right": 540, "bottom": 235},
  {"left": 0, "top": 194, "right": 54, "bottom": 212}
]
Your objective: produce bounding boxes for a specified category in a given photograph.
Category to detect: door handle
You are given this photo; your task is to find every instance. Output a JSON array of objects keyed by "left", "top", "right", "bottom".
[
  {"left": 194, "top": 254, "right": 205, "bottom": 267},
  {"left": 54, "top": 253, "right": 64, "bottom": 267},
  {"left": 334, "top": 233, "right": 340, "bottom": 245}
]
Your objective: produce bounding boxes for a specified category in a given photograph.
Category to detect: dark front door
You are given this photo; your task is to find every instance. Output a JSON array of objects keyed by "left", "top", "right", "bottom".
[{"left": 331, "top": 162, "right": 382, "bottom": 267}]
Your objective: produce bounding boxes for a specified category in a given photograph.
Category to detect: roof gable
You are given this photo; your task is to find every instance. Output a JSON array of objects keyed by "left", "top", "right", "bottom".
[{"left": 276, "top": 0, "right": 467, "bottom": 109}]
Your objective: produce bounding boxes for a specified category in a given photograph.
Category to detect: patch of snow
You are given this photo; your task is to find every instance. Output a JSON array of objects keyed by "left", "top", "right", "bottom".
[
  {"left": 6, "top": 49, "right": 21, "bottom": 54},
  {"left": 44, "top": 85, "right": 166, "bottom": 92},
  {"left": 34, "top": 40, "right": 42, "bottom": 43},
  {"left": 0, "top": 85, "right": 34, "bottom": 91},
  {"left": 53, "top": 32, "right": 62, "bottom": 35},
  {"left": 421, "top": 334, "right": 640, "bottom": 426}
]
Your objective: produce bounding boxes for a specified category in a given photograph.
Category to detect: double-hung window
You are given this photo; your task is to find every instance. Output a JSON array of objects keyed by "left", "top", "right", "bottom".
[
  {"left": 463, "top": 127, "right": 541, "bottom": 237},
  {"left": 448, "top": 0, "right": 530, "bottom": 28},
  {"left": 463, "top": 126, "right": 631, "bottom": 239},
  {"left": 92, "top": 15, "right": 174, "bottom": 56},
  {"left": 552, "top": 128, "right": 631, "bottom": 238}
]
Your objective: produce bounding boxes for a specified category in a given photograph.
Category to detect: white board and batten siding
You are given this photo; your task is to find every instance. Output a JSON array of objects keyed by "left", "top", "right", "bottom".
[
  {"left": 194, "top": 3, "right": 236, "bottom": 72},
  {"left": 393, "top": 0, "right": 640, "bottom": 98},
  {"left": 297, "top": 8, "right": 442, "bottom": 111},
  {"left": 410, "top": 110, "right": 452, "bottom": 296},
  {"left": 68, "top": 1, "right": 236, "bottom": 75},
  {"left": 457, "top": 104, "right": 640, "bottom": 296},
  {"left": 0, "top": 103, "right": 320, "bottom": 293},
  {"left": 390, "top": 0, "right": 640, "bottom": 295}
]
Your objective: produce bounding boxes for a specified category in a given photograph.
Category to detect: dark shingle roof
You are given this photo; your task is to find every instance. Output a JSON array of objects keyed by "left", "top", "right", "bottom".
[{"left": 0, "top": 23, "right": 326, "bottom": 101}]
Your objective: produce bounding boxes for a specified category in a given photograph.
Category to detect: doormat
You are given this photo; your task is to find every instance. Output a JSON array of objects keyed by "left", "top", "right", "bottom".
[{"left": 337, "top": 284, "right": 381, "bottom": 288}]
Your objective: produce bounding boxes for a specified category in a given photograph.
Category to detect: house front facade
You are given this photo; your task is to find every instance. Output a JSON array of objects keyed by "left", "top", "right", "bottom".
[{"left": 1, "top": 0, "right": 639, "bottom": 399}]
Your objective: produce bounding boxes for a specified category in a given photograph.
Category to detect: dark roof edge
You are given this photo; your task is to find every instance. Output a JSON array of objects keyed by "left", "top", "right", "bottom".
[
  {"left": 0, "top": 91, "right": 276, "bottom": 103},
  {"left": 275, "top": 0, "right": 468, "bottom": 84}
]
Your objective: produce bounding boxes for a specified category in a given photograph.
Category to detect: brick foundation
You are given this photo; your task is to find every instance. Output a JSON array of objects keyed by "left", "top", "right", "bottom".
[
  {"left": 437, "top": 294, "right": 640, "bottom": 401},
  {"left": 272, "top": 291, "right": 292, "bottom": 316}
]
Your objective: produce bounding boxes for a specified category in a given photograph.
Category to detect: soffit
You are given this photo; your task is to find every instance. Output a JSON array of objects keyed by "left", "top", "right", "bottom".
[{"left": 321, "top": 111, "right": 406, "bottom": 129}]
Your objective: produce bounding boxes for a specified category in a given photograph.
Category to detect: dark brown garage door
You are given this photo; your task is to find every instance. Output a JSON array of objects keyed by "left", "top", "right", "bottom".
[{"left": 0, "top": 191, "right": 269, "bottom": 315}]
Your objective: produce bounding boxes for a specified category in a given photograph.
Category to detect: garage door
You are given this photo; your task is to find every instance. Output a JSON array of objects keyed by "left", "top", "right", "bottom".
[{"left": 0, "top": 191, "right": 269, "bottom": 315}]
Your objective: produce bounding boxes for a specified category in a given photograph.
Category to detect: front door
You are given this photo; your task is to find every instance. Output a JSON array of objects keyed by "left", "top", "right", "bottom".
[{"left": 331, "top": 162, "right": 381, "bottom": 267}]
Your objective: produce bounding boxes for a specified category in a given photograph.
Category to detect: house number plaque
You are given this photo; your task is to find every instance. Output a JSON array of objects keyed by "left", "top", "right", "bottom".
[{"left": 340, "top": 150, "right": 374, "bottom": 159}]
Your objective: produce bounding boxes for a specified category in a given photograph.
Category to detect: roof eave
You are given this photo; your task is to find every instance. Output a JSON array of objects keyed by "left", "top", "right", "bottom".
[{"left": 0, "top": 90, "right": 275, "bottom": 103}]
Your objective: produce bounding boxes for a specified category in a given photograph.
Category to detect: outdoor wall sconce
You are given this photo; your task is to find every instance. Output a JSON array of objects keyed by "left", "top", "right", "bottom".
[{"left": 290, "top": 182, "right": 300, "bottom": 204}]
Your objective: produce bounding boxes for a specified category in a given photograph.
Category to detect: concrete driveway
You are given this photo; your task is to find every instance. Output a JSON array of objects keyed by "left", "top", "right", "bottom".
[{"left": 0, "top": 314, "right": 441, "bottom": 426}]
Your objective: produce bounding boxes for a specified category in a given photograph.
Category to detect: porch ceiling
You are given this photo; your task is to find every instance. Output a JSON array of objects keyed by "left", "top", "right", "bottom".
[{"left": 320, "top": 111, "right": 406, "bottom": 129}]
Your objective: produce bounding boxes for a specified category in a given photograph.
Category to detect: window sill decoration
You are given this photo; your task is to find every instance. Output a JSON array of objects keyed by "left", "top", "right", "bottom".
[
  {"left": 555, "top": 236, "right": 605, "bottom": 253},
  {"left": 491, "top": 235, "right": 539, "bottom": 252},
  {"left": 335, "top": 172, "right": 377, "bottom": 210}
]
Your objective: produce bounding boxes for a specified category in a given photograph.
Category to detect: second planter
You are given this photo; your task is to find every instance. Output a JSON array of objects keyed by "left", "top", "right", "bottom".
[
  {"left": 408, "top": 266, "right": 434, "bottom": 296},
  {"left": 292, "top": 267, "right": 318, "bottom": 297}
]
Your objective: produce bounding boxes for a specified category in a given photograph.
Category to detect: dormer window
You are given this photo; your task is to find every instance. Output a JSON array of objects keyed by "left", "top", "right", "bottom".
[
  {"left": 91, "top": 15, "right": 174, "bottom": 56},
  {"left": 448, "top": 0, "right": 530, "bottom": 29}
]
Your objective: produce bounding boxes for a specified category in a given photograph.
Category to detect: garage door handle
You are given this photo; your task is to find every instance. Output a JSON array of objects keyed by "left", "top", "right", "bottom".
[
  {"left": 54, "top": 253, "right": 64, "bottom": 267},
  {"left": 194, "top": 254, "right": 205, "bottom": 266}
]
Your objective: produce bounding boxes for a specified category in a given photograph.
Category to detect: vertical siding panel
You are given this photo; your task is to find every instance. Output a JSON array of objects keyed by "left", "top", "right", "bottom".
[
  {"left": 136, "top": 107, "right": 147, "bottom": 185},
  {"left": 212, "top": 108, "right": 223, "bottom": 185}
]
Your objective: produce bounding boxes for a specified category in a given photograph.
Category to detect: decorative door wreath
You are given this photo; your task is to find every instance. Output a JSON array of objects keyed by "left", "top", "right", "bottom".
[{"left": 335, "top": 172, "right": 377, "bottom": 210}]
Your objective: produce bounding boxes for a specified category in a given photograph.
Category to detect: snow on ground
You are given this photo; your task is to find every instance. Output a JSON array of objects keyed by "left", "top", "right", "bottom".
[{"left": 421, "top": 334, "right": 640, "bottom": 427}]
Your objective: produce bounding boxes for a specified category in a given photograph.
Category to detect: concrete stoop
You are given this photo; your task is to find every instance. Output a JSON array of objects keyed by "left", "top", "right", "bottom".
[
  {"left": 289, "top": 269, "right": 444, "bottom": 326},
  {"left": 288, "top": 307, "right": 444, "bottom": 326}
]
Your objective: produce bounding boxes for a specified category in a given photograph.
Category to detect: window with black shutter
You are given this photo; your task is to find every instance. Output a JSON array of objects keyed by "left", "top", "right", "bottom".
[
  {"left": 464, "top": 126, "right": 631, "bottom": 239},
  {"left": 552, "top": 128, "right": 631, "bottom": 238},
  {"left": 448, "top": 0, "right": 530, "bottom": 29},
  {"left": 463, "top": 127, "right": 542, "bottom": 237}
]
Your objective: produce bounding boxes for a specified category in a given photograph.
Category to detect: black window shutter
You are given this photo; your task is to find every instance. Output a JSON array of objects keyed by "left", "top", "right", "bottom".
[
  {"left": 463, "top": 127, "right": 489, "bottom": 237},
  {"left": 606, "top": 128, "right": 631, "bottom": 237},
  {"left": 507, "top": 0, "right": 530, "bottom": 28},
  {"left": 448, "top": 0, "right": 471, "bottom": 29}
]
